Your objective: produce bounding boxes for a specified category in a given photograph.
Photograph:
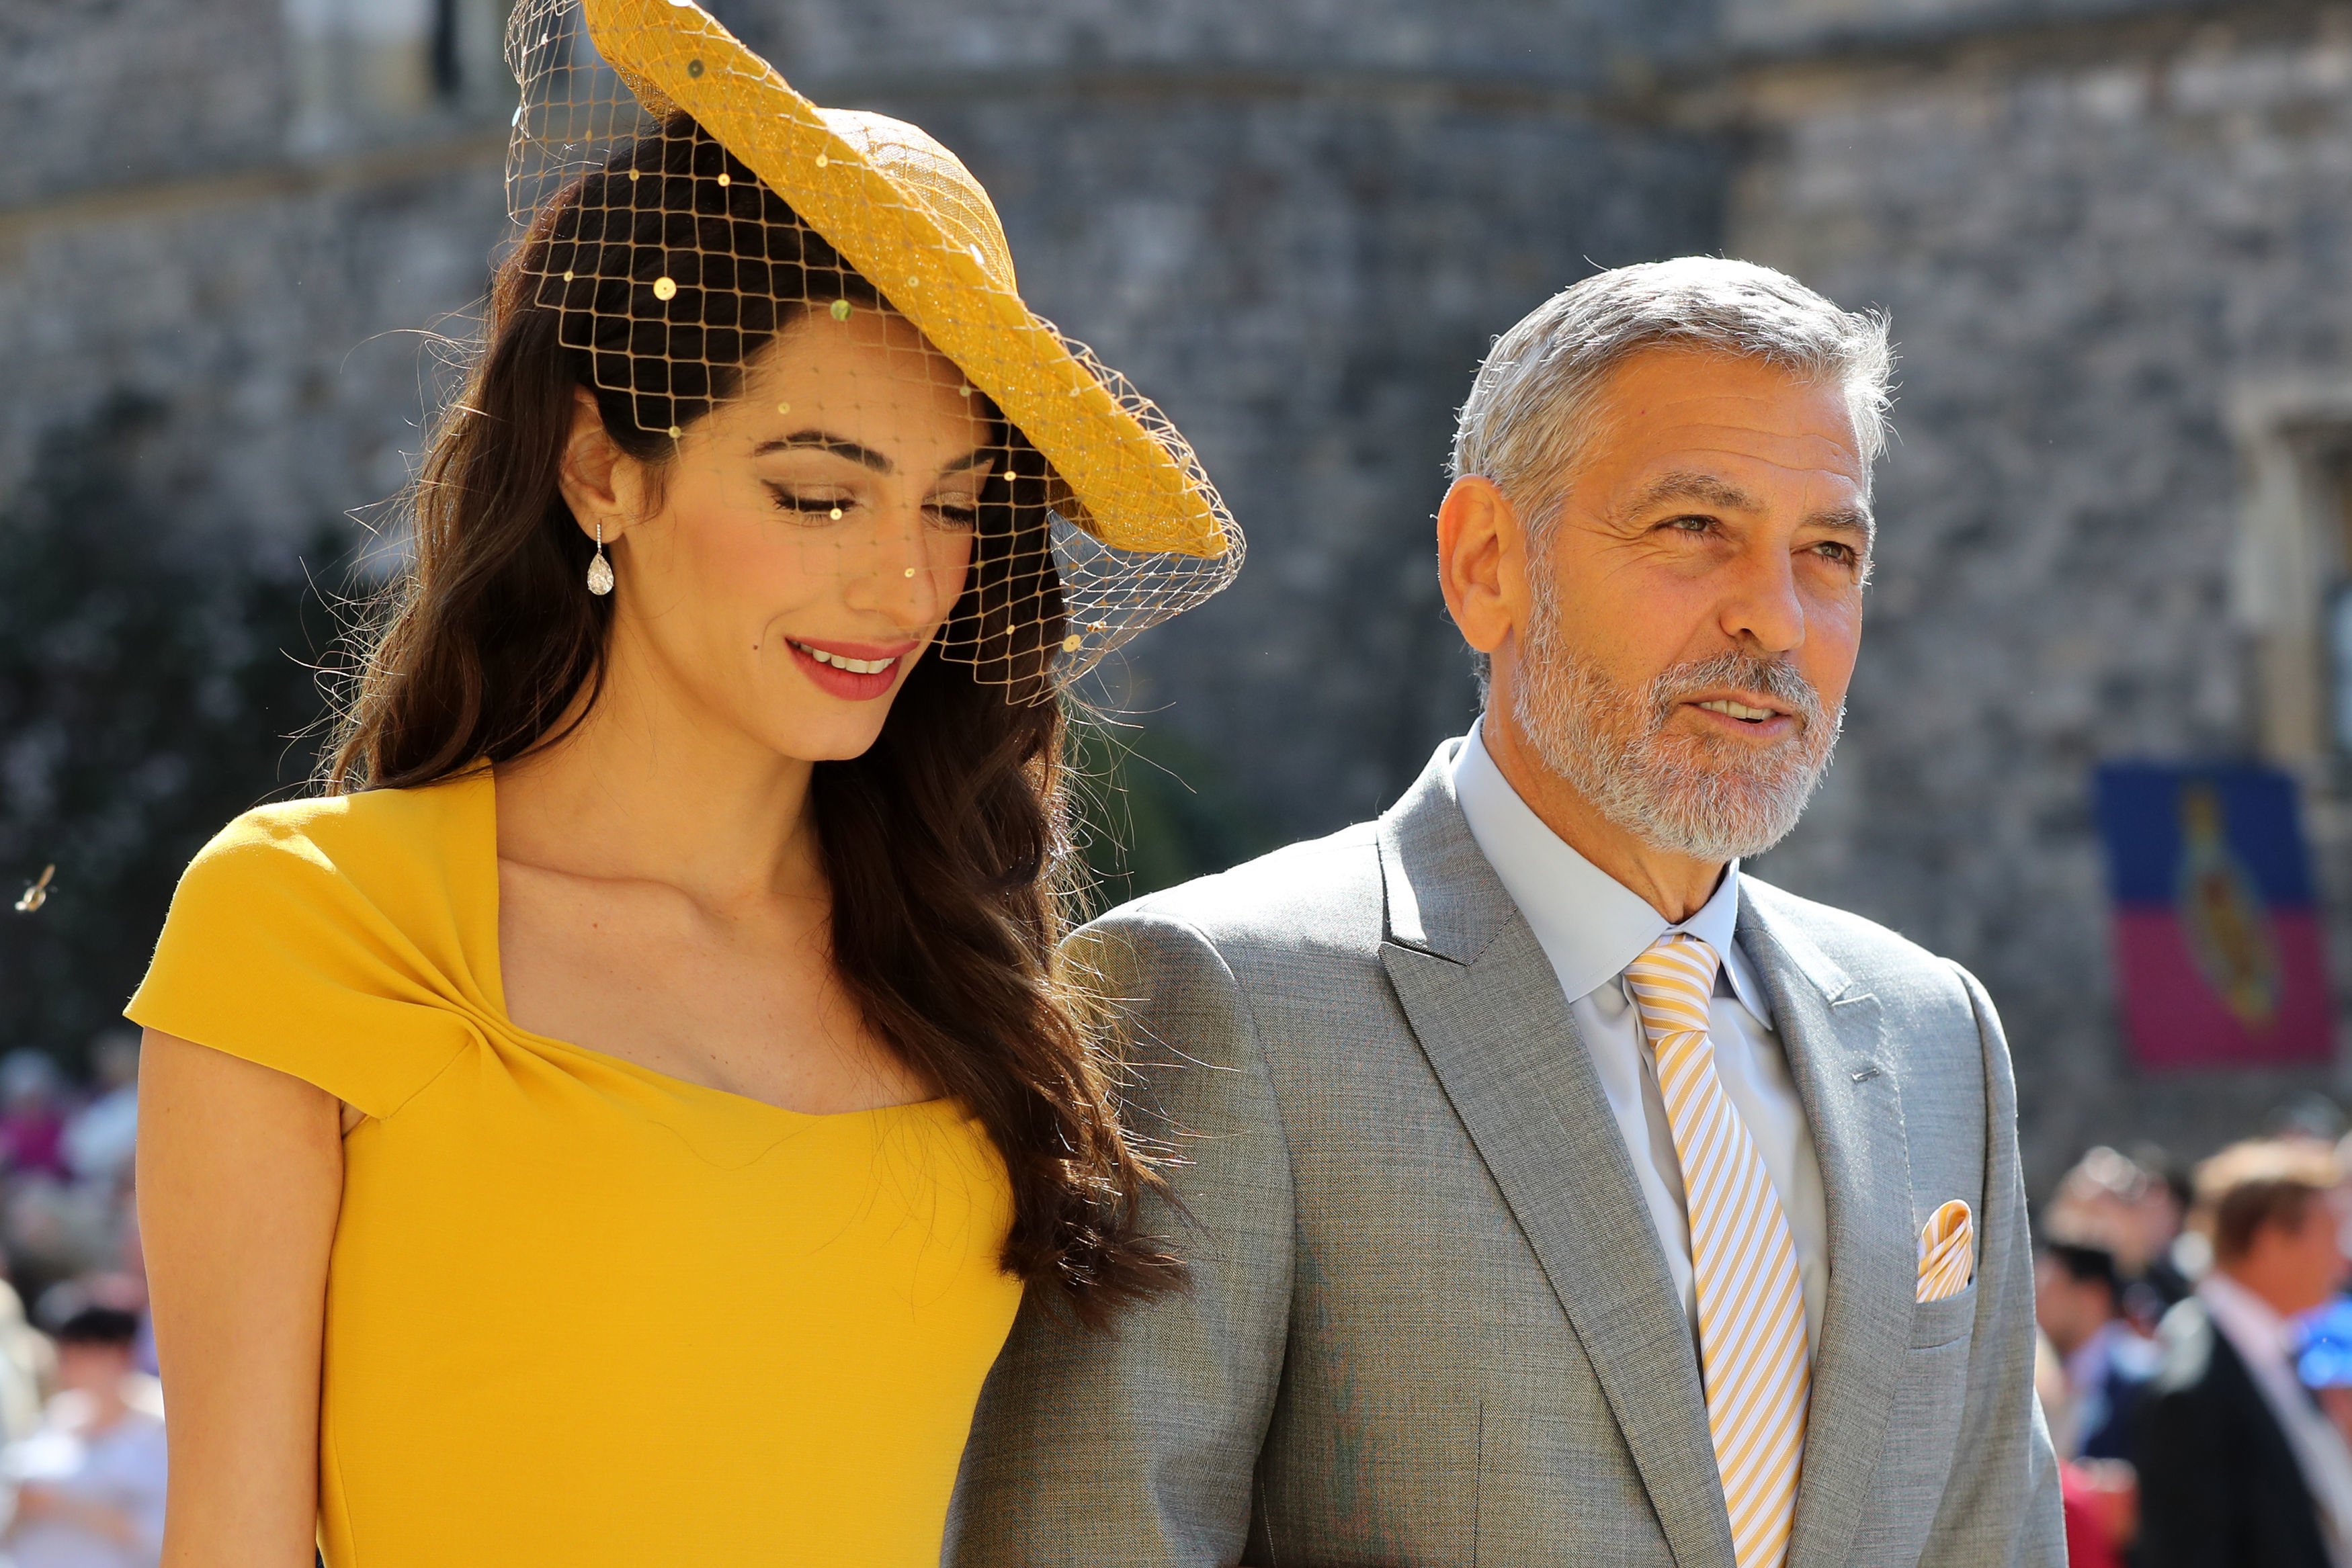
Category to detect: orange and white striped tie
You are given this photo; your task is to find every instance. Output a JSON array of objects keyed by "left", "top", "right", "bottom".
[{"left": 1625, "top": 933, "right": 1811, "bottom": 1568}]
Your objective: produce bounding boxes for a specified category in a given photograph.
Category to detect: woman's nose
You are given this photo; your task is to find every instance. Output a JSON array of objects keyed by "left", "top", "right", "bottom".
[{"left": 844, "top": 507, "right": 957, "bottom": 627}]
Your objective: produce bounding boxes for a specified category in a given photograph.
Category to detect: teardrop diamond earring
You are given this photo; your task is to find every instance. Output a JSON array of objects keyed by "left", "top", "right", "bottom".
[{"left": 587, "top": 521, "right": 615, "bottom": 596}]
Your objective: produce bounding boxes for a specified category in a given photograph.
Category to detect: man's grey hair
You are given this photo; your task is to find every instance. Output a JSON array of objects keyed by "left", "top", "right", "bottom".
[{"left": 1450, "top": 257, "right": 1894, "bottom": 517}]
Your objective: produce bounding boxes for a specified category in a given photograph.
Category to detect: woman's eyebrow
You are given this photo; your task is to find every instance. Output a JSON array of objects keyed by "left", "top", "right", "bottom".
[
  {"left": 753, "top": 431, "right": 892, "bottom": 473},
  {"left": 753, "top": 433, "right": 998, "bottom": 482}
]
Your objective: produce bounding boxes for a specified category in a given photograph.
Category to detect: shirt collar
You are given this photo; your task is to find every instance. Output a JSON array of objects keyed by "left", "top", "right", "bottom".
[
  {"left": 1450, "top": 727, "right": 1772, "bottom": 1022},
  {"left": 2199, "top": 1272, "right": 2297, "bottom": 1364}
]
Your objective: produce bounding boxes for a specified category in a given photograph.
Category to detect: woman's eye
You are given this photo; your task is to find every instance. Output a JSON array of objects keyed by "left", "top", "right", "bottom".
[
  {"left": 928, "top": 498, "right": 980, "bottom": 529},
  {"left": 766, "top": 486, "right": 851, "bottom": 519}
]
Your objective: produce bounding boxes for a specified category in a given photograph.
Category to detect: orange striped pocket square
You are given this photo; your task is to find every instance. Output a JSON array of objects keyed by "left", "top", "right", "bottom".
[{"left": 1916, "top": 1199, "right": 1974, "bottom": 1303}]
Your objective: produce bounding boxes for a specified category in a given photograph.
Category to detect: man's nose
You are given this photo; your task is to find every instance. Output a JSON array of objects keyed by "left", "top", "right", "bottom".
[{"left": 1720, "top": 543, "right": 1806, "bottom": 654}]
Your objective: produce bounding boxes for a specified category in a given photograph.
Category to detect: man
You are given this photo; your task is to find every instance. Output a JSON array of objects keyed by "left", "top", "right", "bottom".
[
  {"left": 2135, "top": 1139, "right": 2352, "bottom": 1568},
  {"left": 2048, "top": 1145, "right": 2193, "bottom": 1321},
  {"left": 952, "top": 258, "right": 2061, "bottom": 1567},
  {"left": 2035, "top": 1235, "right": 2156, "bottom": 1460}
]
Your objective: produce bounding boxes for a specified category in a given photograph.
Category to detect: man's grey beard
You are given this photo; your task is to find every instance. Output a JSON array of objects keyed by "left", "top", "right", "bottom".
[{"left": 1510, "top": 596, "right": 1844, "bottom": 863}]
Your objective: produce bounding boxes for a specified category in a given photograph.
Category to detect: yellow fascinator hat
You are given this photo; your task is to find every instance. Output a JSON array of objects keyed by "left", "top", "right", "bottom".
[{"left": 505, "top": 0, "right": 1243, "bottom": 681}]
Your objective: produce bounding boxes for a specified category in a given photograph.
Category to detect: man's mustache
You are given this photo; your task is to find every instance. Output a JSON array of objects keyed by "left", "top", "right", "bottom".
[{"left": 1644, "top": 652, "right": 1824, "bottom": 730}]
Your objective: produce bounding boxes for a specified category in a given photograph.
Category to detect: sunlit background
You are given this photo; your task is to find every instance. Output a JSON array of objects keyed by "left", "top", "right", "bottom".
[{"left": 4, "top": 0, "right": 2352, "bottom": 1203}]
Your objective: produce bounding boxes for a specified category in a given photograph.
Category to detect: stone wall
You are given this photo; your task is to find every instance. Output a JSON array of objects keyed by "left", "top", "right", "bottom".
[
  {"left": 0, "top": 0, "right": 287, "bottom": 208},
  {"left": 0, "top": 147, "right": 508, "bottom": 550},
  {"left": 1722, "top": 0, "right": 2224, "bottom": 52},
  {"left": 0, "top": 2, "right": 511, "bottom": 552},
  {"left": 740, "top": 0, "right": 1711, "bottom": 80}
]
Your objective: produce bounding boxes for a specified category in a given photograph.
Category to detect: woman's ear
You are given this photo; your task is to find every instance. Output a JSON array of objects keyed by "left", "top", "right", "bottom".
[{"left": 556, "top": 388, "right": 649, "bottom": 542}]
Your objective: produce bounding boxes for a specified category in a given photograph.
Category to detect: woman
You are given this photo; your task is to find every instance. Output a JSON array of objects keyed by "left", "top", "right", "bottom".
[{"left": 129, "top": 3, "right": 1239, "bottom": 1563}]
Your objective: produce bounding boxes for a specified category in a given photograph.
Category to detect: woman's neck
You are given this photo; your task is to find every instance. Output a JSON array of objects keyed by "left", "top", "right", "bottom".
[{"left": 495, "top": 654, "right": 824, "bottom": 909}]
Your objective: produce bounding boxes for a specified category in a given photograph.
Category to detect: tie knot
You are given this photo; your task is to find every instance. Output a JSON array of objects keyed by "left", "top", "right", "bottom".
[{"left": 1624, "top": 932, "right": 1722, "bottom": 1045}]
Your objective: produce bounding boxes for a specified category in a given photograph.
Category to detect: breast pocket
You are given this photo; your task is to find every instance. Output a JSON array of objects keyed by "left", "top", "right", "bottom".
[
  {"left": 1909, "top": 1283, "right": 1976, "bottom": 1350},
  {"left": 1860, "top": 1301, "right": 1976, "bottom": 1564}
]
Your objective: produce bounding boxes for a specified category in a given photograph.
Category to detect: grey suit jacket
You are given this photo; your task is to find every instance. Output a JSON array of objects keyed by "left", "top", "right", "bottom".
[{"left": 951, "top": 744, "right": 2062, "bottom": 1568}]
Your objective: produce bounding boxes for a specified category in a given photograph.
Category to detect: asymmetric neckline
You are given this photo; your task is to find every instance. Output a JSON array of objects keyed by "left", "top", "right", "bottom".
[{"left": 472, "top": 765, "right": 950, "bottom": 1125}]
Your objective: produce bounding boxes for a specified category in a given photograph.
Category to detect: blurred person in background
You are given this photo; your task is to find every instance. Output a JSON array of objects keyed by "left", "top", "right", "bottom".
[
  {"left": 2034, "top": 1235, "right": 2156, "bottom": 1461},
  {"left": 0, "top": 1047, "right": 118, "bottom": 1313},
  {"left": 126, "top": 2, "right": 1234, "bottom": 1565},
  {"left": 0, "top": 1266, "right": 54, "bottom": 1446},
  {"left": 2134, "top": 1138, "right": 2352, "bottom": 1568},
  {"left": 61, "top": 1037, "right": 138, "bottom": 1192},
  {"left": 34, "top": 1274, "right": 152, "bottom": 1395},
  {"left": 60, "top": 1035, "right": 146, "bottom": 1381},
  {"left": 2048, "top": 1145, "right": 2191, "bottom": 1317},
  {"left": 2059, "top": 1473, "right": 2129, "bottom": 1568},
  {"left": 2136, "top": 1149, "right": 2202, "bottom": 1321},
  {"left": 6, "top": 1205, "right": 124, "bottom": 1323},
  {"left": 0, "top": 1055, "right": 70, "bottom": 1184},
  {"left": 1, "top": 1306, "right": 165, "bottom": 1568},
  {"left": 2034, "top": 1338, "right": 2136, "bottom": 1568}
]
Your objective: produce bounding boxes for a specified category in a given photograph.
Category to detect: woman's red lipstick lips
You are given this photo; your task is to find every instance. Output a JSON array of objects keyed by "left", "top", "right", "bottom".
[{"left": 786, "top": 637, "right": 918, "bottom": 701}]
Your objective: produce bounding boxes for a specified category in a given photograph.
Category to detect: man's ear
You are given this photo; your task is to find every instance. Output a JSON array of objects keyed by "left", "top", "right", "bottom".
[
  {"left": 556, "top": 388, "right": 649, "bottom": 542},
  {"left": 1437, "top": 474, "right": 1528, "bottom": 659}
]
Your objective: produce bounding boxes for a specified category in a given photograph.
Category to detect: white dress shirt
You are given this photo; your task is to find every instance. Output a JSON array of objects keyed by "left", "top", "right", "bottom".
[
  {"left": 1451, "top": 728, "right": 1831, "bottom": 1352},
  {"left": 2199, "top": 1272, "right": 2352, "bottom": 1568}
]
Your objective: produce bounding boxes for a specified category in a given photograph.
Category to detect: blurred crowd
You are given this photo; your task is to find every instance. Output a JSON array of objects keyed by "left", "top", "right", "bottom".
[
  {"left": 0, "top": 1033, "right": 163, "bottom": 1568},
  {"left": 2034, "top": 1110, "right": 2352, "bottom": 1568}
]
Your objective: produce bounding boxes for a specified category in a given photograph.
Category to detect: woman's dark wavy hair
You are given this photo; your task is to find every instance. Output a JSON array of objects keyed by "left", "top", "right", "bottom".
[{"left": 329, "top": 116, "right": 1179, "bottom": 1325}]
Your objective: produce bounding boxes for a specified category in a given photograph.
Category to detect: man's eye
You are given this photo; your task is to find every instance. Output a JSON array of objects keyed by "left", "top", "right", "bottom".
[
  {"left": 1665, "top": 515, "right": 1716, "bottom": 534},
  {"left": 1814, "top": 541, "right": 1858, "bottom": 565}
]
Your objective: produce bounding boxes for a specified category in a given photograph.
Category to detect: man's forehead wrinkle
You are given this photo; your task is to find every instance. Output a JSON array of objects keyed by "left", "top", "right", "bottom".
[{"left": 1601, "top": 392, "right": 1864, "bottom": 466}]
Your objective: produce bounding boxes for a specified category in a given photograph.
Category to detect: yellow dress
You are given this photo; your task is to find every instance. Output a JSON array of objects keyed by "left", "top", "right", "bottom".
[{"left": 127, "top": 771, "right": 1023, "bottom": 1567}]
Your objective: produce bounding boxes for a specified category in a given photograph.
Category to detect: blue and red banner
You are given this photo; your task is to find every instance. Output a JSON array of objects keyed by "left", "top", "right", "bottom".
[{"left": 2094, "top": 763, "right": 2333, "bottom": 1070}]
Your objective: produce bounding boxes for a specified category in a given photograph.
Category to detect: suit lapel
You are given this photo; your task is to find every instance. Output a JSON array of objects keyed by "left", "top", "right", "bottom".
[
  {"left": 1736, "top": 885, "right": 1915, "bottom": 1568},
  {"left": 1377, "top": 751, "right": 1737, "bottom": 1568}
]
